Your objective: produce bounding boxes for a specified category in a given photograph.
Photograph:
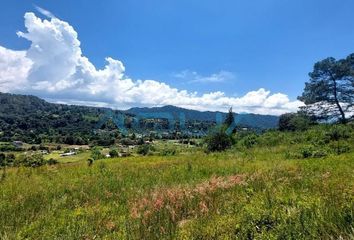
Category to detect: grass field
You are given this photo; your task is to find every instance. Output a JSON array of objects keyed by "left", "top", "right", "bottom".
[
  {"left": 44, "top": 151, "right": 91, "bottom": 164},
  {"left": 0, "top": 136, "right": 353, "bottom": 239}
]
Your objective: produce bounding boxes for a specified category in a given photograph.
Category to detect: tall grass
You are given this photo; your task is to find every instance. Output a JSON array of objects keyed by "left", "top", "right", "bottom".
[{"left": 0, "top": 126, "right": 353, "bottom": 239}]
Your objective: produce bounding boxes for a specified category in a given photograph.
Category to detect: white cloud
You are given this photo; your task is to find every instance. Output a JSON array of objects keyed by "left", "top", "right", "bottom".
[
  {"left": 0, "top": 46, "right": 32, "bottom": 92},
  {"left": 0, "top": 10, "right": 303, "bottom": 115},
  {"left": 174, "top": 70, "right": 235, "bottom": 83}
]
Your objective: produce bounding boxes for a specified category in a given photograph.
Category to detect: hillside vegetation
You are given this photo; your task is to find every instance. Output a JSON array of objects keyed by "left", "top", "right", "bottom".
[
  {"left": 0, "top": 124, "right": 353, "bottom": 239},
  {"left": 0, "top": 93, "right": 279, "bottom": 145}
]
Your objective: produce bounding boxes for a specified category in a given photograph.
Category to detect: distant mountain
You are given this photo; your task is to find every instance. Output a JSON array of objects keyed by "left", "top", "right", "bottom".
[
  {"left": 0, "top": 92, "right": 279, "bottom": 145},
  {"left": 126, "top": 105, "right": 279, "bottom": 130},
  {"left": 0, "top": 92, "right": 126, "bottom": 144}
]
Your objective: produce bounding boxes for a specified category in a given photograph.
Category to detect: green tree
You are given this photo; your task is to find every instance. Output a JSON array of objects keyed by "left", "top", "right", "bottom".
[
  {"left": 279, "top": 113, "right": 312, "bottom": 131},
  {"left": 109, "top": 149, "right": 119, "bottom": 158},
  {"left": 224, "top": 107, "right": 235, "bottom": 127},
  {"left": 137, "top": 144, "right": 150, "bottom": 156},
  {"left": 299, "top": 54, "right": 354, "bottom": 123},
  {"left": 204, "top": 127, "right": 233, "bottom": 152}
]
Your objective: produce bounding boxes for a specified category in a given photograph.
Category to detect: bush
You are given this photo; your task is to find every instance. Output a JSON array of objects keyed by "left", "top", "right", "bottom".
[
  {"left": 329, "top": 141, "right": 351, "bottom": 155},
  {"left": 326, "top": 125, "right": 351, "bottom": 142},
  {"left": 239, "top": 134, "right": 259, "bottom": 149},
  {"left": 137, "top": 144, "right": 151, "bottom": 156},
  {"left": 5, "top": 153, "right": 15, "bottom": 166},
  {"left": 109, "top": 149, "right": 119, "bottom": 158},
  {"left": 298, "top": 145, "right": 329, "bottom": 159},
  {"left": 299, "top": 145, "right": 315, "bottom": 158},
  {"left": 160, "top": 148, "right": 177, "bottom": 156},
  {"left": 91, "top": 147, "right": 105, "bottom": 160},
  {"left": 47, "top": 158, "right": 59, "bottom": 165},
  {"left": 279, "top": 113, "right": 312, "bottom": 131},
  {"left": 18, "top": 154, "right": 46, "bottom": 168},
  {"left": 204, "top": 128, "right": 233, "bottom": 152},
  {"left": 258, "top": 131, "right": 286, "bottom": 146},
  {"left": 0, "top": 143, "right": 20, "bottom": 152}
]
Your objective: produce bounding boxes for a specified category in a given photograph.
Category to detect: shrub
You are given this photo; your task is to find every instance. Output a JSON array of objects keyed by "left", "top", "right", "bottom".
[
  {"left": 19, "top": 154, "right": 46, "bottom": 168},
  {"left": 329, "top": 141, "right": 351, "bottom": 155},
  {"left": 312, "top": 149, "right": 328, "bottom": 158},
  {"left": 279, "top": 113, "right": 313, "bottom": 131},
  {"left": 204, "top": 128, "right": 233, "bottom": 152},
  {"left": 240, "top": 134, "right": 259, "bottom": 149},
  {"left": 137, "top": 144, "right": 151, "bottom": 156},
  {"left": 120, "top": 138, "right": 135, "bottom": 146},
  {"left": 326, "top": 125, "right": 351, "bottom": 142},
  {"left": 109, "top": 149, "right": 119, "bottom": 158},
  {"left": 298, "top": 145, "right": 329, "bottom": 159},
  {"left": 299, "top": 145, "right": 315, "bottom": 158},
  {"left": 91, "top": 147, "right": 104, "bottom": 160},
  {"left": 160, "top": 147, "right": 177, "bottom": 156},
  {"left": 258, "top": 131, "right": 286, "bottom": 146},
  {"left": 46, "top": 158, "right": 59, "bottom": 165},
  {"left": 0, "top": 143, "right": 20, "bottom": 152},
  {"left": 5, "top": 153, "right": 15, "bottom": 166}
]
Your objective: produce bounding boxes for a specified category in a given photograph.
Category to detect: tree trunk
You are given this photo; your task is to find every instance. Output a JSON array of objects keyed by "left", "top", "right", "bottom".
[{"left": 332, "top": 78, "right": 346, "bottom": 124}]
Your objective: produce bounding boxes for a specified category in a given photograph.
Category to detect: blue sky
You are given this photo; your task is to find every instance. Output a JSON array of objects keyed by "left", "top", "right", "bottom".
[{"left": 0, "top": 0, "right": 353, "bottom": 114}]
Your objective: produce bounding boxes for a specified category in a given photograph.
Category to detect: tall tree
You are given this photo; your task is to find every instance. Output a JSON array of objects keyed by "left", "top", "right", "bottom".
[
  {"left": 224, "top": 107, "right": 235, "bottom": 127},
  {"left": 299, "top": 54, "right": 354, "bottom": 123}
]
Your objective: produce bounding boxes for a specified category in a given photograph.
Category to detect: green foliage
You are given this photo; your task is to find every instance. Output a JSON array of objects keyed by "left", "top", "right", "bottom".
[
  {"left": 5, "top": 153, "right": 15, "bottom": 166},
  {"left": 239, "top": 133, "right": 259, "bottom": 149},
  {"left": 137, "top": 144, "right": 151, "bottom": 156},
  {"left": 326, "top": 124, "right": 351, "bottom": 141},
  {"left": 17, "top": 154, "right": 46, "bottom": 168},
  {"left": 329, "top": 141, "right": 351, "bottom": 155},
  {"left": 204, "top": 127, "right": 233, "bottom": 152},
  {"left": 224, "top": 107, "right": 235, "bottom": 127},
  {"left": 91, "top": 147, "right": 104, "bottom": 160},
  {"left": 0, "top": 143, "right": 21, "bottom": 152},
  {"left": 47, "top": 158, "right": 59, "bottom": 165},
  {"left": 159, "top": 147, "right": 177, "bottom": 156},
  {"left": 299, "top": 145, "right": 317, "bottom": 158},
  {"left": 0, "top": 129, "right": 353, "bottom": 239},
  {"left": 299, "top": 54, "right": 354, "bottom": 123},
  {"left": 109, "top": 149, "right": 119, "bottom": 158},
  {"left": 279, "top": 112, "right": 312, "bottom": 131},
  {"left": 0, "top": 92, "right": 121, "bottom": 145}
]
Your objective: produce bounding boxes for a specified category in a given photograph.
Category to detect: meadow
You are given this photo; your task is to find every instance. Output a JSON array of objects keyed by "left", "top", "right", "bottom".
[{"left": 0, "top": 126, "right": 353, "bottom": 239}]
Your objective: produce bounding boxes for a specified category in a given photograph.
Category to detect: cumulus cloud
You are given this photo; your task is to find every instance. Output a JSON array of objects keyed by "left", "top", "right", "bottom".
[
  {"left": 0, "top": 46, "right": 32, "bottom": 92},
  {"left": 0, "top": 10, "right": 303, "bottom": 115}
]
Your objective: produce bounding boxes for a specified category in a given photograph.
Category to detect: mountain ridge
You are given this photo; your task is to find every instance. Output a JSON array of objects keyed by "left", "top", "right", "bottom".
[{"left": 126, "top": 105, "right": 279, "bottom": 129}]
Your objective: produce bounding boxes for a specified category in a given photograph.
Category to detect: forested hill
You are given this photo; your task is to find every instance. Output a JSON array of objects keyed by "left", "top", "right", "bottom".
[
  {"left": 0, "top": 92, "right": 123, "bottom": 144},
  {"left": 0, "top": 92, "right": 279, "bottom": 144},
  {"left": 126, "top": 105, "right": 279, "bottom": 130}
]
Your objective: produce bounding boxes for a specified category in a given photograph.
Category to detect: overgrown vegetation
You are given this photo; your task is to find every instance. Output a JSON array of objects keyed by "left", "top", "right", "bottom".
[{"left": 0, "top": 124, "right": 352, "bottom": 239}]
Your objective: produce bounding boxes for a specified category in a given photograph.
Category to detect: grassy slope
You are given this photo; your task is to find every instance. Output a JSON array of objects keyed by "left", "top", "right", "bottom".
[
  {"left": 44, "top": 151, "right": 91, "bottom": 164},
  {"left": 0, "top": 144, "right": 353, "bottom": 239}
]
